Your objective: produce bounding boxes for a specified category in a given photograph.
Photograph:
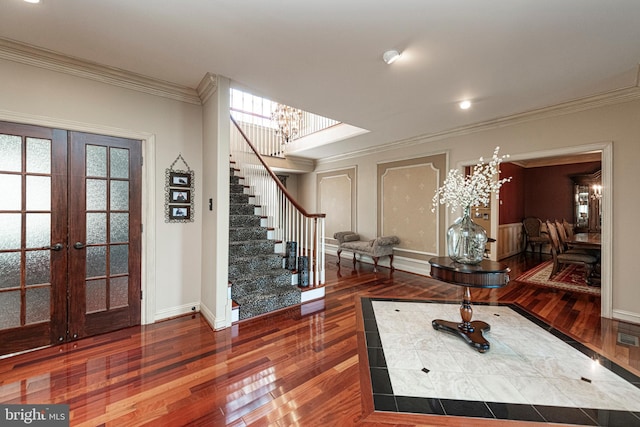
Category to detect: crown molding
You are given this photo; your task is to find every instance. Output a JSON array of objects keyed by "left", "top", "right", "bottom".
[
  {"left": 0, "top": 37, "right": 202, "bottom": 105},
  {"left": 196, "top": 72, "right": 218, "bottom": 104},
  {"left": 318, "top": 80, "right": 640, "bottom": 165}
]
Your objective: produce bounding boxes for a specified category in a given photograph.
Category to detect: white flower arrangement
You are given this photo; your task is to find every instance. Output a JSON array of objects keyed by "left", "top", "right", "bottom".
[{"left": 432, "top": 146, "right": 512, "bottom": 213}]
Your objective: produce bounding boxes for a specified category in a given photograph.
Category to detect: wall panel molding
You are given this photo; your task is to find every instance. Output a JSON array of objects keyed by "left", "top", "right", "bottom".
[
  {"left": 317, "top": 167, "right": 357, "bottom": 240},
  {"left": 377, "top": 154, "right": 447, "bottom": 260}
]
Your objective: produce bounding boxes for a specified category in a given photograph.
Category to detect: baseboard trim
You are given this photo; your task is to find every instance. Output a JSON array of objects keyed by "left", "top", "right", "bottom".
[
  {"left": 612, "top": 309, "right": 640, "bottom": 326},
  {"left": 154, "top": 303, "right": 199, "bottom": 322},
  {"left": 327, "top": 245, "right": 432, "bottom": 276},
  {"left": 199, "top": 303, "right": 215, "bottom": 329},
  {"left": 301, "top": 286, "right": 325, "bottom": 302}
]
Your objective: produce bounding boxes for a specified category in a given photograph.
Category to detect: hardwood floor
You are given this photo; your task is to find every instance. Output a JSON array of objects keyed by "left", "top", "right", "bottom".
[{"left": 1, "top": 253, "right": 639, "bottom": 426}]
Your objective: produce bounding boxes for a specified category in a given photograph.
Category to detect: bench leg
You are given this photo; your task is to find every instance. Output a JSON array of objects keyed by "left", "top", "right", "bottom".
[
  {"left": 389, "top": 254, "right": 395, "bottom": 271},
  {"left": 352, "top": 252, "right": 357, "bottom": 269},
  {"left": 372, "top": 257, "right": 379, "bottom": 272},
  {"left": 336, "top": 249, "right": 342, "bottom": 265}
]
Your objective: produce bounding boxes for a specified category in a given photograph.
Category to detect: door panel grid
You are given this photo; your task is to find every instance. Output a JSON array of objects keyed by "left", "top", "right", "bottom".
[{"left": 0, "top": 122, "right": 140, "bottom": 356}]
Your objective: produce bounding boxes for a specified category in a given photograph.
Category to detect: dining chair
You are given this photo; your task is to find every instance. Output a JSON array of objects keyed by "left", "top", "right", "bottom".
[
  {"left": 546, "top": 221, "right": 597, "bottom": 284},
  {"left": 555, "top": 219, "right": 588, "bottom": 254},
  {"left": 522, "top": 217, "right": 549, "bottom": 254},
  {"left": 562, "top": 219, "right": 575, "bottom": 239}
]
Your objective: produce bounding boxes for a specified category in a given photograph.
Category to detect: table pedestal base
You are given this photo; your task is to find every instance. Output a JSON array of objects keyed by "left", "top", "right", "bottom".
[
  {"left": 432, "top": 319, "right": 491, "bottom": 353},
  {"left": 428, "top": 258, "right": 510, "bottom": 354}
]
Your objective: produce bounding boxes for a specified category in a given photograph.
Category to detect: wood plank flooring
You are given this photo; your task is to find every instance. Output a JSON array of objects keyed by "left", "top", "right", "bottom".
[{"left": 1, "top": 253, "right": 639, "bottom": 426}]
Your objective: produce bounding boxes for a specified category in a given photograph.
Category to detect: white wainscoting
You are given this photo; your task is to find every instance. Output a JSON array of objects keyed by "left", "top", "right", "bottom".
[{"left": 498, "top": 223, "right": 525, "bottom": 260}]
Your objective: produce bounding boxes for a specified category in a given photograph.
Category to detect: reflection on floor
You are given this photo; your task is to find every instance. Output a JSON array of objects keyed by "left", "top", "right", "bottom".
[{"left": 362, "top": 298, "right": 640, "bottom": 426}]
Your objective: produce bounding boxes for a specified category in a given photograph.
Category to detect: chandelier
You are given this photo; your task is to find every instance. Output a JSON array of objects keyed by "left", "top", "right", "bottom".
[{"left": 271, "top": 104, "right": 303, "bottom": 143}]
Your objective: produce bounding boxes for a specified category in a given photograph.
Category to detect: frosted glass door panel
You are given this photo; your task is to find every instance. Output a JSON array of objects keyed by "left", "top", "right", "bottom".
[
  {"left": 86, "top": 279, "right": 106, "bottom": 314},
  {"left": 69, "top": 134, "right": 140, "bottom": 336},
  {"left": 25, "top": 287, "right": 50, "bottom": 325},
  {"left": 26, "top": 138, "right": 51, "bottom": 174},
  {"left": 0, "top": 252, "right": 20, "bottom": 289},
  {"left": 0, "top": 291, "right": 20, "bottom": 329},
  {"left": 0, "top": 214, "right": 21, "bottom": 250},
  {"left": 110, "top": 245, "right": 129, "bottom": 275},
  {"left": 86, "top": 145, "right": 107, "bottom": 177},
  {"left": 86, "top": 213, "right": 107, "bottom": 244},
  {"left": 0, "top": 174, "right": 21, "bottom": 211},
  {"left": 26, "top": 213, "right": 51, "bottom": 248},
  {"left": 0, "top": 122, "right": 65, "bottom": 356},
  {"left": 25, "top": 250, "right": 51, "bottom": 286},
  {"left": 0, "top": 134, "right": 22, "bottom": 172},
  {"left": 86, "top": 179, "right": 107, "bottom": 210},
  {"left": 110, "top": 276, "right": 128, "bottom": 308},
  {"left": 0, "top": 130, "right": 53, "bottom": 330},
  {"left": 110, "top": 213, "right": 129, "bottom": 242},
  {"left": 26, "top": 176, "right": 51, "bottom": 210},
  {"left": 110, "top": 181, "right": 129, "bottom": 210},
  {"left": 110, "top": 148, "right": 129, "bottom": 179},
  {"left": 86, "top": 246, "right": 107, "bottom": 278}
]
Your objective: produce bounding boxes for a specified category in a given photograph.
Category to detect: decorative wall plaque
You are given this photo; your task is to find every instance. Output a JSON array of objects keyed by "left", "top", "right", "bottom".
[{"left": 165, "top": 154, "right": 194, "bottom": 223}]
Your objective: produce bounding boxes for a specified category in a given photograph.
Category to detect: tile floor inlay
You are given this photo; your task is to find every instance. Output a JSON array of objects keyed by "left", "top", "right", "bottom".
[{"left": 362, "top": 298, "right": 640, "bottom": 426}]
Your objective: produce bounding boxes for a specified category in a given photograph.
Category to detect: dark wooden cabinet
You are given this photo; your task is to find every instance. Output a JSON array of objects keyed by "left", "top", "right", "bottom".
[{"left": 572, "top": 170, "right": 601, "bottom": 233}]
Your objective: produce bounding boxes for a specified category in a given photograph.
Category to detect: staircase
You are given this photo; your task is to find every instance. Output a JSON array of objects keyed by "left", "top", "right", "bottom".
[{"left": 228, "top": 167, "right": 301, "bottom": 320}]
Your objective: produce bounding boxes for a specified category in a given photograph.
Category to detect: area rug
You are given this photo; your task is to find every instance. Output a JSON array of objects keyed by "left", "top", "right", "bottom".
[{"left": 514, "top": 261, "right": 600, "bottom": 295}]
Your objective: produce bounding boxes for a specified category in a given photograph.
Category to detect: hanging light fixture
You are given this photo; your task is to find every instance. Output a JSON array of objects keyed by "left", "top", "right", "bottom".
[{"left": 271, "top": 104, "right": 303, "bottom": 143}]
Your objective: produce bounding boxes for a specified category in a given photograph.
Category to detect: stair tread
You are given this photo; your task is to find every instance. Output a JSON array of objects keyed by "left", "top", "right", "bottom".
[
  {"left": 234, "top": 286, "right": 300, "bottom": 302},
  {"left": 229, "top": 159, "right": 305, "bottom": 321},
  {"left": 229, "top": 239, "right": 274, "bottom": 245},
  {"left": 229, "top": 253, "right": 281, "bottom": 260},
  {"left": 231, "top": 269, "right": 291, "bottom": 279},
  {"left": 229, "top": 226, "right": 267, "bottom": 230}
]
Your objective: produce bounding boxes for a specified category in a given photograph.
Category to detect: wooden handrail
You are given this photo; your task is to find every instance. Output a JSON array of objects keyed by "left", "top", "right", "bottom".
[{"left": 231, "top": 115, "right": 326, "bottom": 219}]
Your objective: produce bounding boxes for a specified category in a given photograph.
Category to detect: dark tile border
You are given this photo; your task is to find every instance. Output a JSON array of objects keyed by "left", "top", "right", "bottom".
[{"left": 362, "top": 297, "right": 640, "bottom": 427}]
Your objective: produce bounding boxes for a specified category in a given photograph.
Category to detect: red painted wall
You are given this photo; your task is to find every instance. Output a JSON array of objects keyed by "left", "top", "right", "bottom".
[
  {"left": 499, "top": 162, "right": 525, "bottom": 224},
  {"left": 498, "top": 161, "right": 600, "bottom": 225}
]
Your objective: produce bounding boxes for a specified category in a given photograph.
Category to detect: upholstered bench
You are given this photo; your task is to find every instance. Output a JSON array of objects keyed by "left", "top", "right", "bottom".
[{"left": 333, "top": 231, "right": 400, "bottom": 272}]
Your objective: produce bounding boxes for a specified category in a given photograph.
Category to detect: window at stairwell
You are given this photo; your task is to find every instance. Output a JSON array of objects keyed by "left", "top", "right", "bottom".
[
  {"left": 229, "top": 88, "right": 341, "bottom": 141},
  {"left": 230, "top": 88, "right": 279, "bottom": 130}
]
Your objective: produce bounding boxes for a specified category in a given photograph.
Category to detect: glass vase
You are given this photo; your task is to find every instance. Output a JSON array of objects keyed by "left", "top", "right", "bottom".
[{"left": 447, "top": 206, "right": 488, "bottom": 264}]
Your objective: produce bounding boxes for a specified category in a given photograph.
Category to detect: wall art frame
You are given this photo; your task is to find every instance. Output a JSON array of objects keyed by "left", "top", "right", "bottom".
[{"left": 165, "top": 154, "right": 195, "bottom": 223}]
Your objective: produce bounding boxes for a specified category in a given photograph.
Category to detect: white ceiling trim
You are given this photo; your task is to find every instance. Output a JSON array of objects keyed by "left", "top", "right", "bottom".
[
  {"left": 196, "top": 73, "right": 218, "bottom": 104},
  {"left": 0, "top": 37, "right": 202, "bottom": 105},
  {"left": 2, "top": 35, "right": 639, "bottom": 166},
  {"left": 317, "top": 80, "right": 640, "bottom": 166}
]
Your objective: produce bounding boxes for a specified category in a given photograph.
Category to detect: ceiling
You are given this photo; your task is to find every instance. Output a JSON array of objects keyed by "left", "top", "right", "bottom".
[{"left": 1, "top": 0, "right": 640, "bottom": 160}]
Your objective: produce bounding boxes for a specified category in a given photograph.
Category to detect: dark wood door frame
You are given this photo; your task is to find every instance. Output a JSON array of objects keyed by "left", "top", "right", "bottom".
[{"left": 0, "top": 122, "right": 142, "bottom": 355}]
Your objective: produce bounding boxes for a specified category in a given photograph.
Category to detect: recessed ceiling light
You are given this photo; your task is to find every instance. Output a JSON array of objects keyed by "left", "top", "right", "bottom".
[
  {"left": 459, "top": 100, "right": 472, "bottom": 110},
  {"left": 24, "top": 0, "right": 41, "bottom": 3},
  {"left": 382, "top": 50, "right": 401, "bottom": 65}
]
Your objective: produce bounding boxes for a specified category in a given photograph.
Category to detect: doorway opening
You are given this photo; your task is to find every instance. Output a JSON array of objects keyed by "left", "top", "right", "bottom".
[{"left": 493, "top": 143, "right": 612, "bottom": 318}]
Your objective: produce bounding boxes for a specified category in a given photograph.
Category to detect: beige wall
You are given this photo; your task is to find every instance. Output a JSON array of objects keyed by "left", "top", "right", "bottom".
[
  {"left": 3, "top": 50, "right": 639, "bottom": 326},
  {"left": 0, "top": 58, "right": 206, "bottom": 323},
  {"left": 301, "top": 97, "right": 640, "bottom": 323}
]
